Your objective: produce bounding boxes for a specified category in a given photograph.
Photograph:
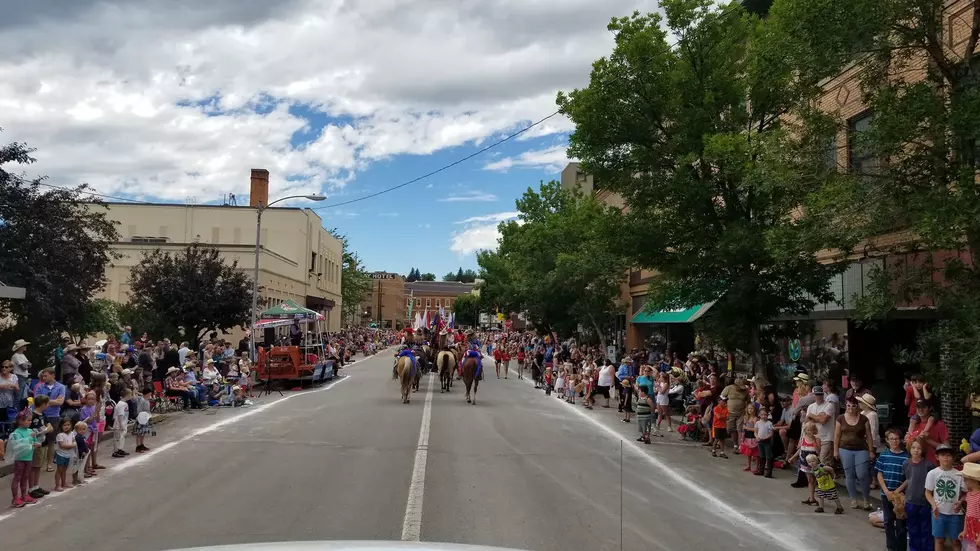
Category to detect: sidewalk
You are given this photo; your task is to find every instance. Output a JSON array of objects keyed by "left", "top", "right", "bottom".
[{"left": 525, "top": 382, "right": 883, "bottom": 551}]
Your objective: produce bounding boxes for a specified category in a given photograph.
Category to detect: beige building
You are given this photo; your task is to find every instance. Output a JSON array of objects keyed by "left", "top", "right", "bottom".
[{"left": 97, "top": 169, "right": 343, "bottom": 336}]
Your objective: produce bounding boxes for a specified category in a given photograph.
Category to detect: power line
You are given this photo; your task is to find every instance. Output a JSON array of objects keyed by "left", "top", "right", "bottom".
[
  {"left": 312, "top": 111, "right": 561, "bottom": 210},
  {"left": 33, "top": 181, "right": 148, "bottom": 203}
]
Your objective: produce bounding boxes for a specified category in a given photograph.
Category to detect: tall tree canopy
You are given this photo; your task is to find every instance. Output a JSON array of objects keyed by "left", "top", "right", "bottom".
[
  {"left": 557, "top": 2, "right": 851, "bottom": 362},
  {"left": 128, "top": 243, "right": 251, "bottom": 346},
  {"left": 772, "top": 0, "right": 980, "bottom": 383},
  {"left": 443, "top": 267, "right": 477, "bottom": 283},
  {"left": 478, "top": 181, "right": 627, "bottom": 346},
  {"left": 330, "top": 229, "right": 372, "bottom": 327},
  {"left": 419, "top": 272, "right": 436, "bottom": 282},
  {"left": 451, "top": 293, "right": 481, "bottom": 327},
  {"left": 0, "top": 140, "right": 120, "bottom": 356}
]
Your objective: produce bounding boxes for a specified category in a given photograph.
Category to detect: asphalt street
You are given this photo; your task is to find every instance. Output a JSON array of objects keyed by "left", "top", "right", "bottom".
[{"left": 0, "top": 351, "right": 881, "bottom": 551}]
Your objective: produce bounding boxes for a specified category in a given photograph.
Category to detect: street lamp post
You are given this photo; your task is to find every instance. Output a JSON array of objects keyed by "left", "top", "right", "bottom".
[{"left": 250, "top": 193, "right": 326, "bottom": 361}]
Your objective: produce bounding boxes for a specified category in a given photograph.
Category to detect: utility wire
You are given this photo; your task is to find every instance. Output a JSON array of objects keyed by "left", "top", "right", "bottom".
[{"left": 311, "top": 111, "right": 561, "bottom": 210}]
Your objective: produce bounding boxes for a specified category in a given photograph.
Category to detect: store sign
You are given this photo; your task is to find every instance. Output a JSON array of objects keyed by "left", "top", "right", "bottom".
[{"left": 372, "top": 273, "right": 396, "bottom": 279}]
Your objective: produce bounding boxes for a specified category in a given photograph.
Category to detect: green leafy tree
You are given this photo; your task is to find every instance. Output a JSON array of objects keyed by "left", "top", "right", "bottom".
[
  {"left": 420, "top": 272, "right": 436, "bottom": 281},
  {"left": 451, "top": 293, "right": 481, "bottom": 327},
  {"left": 0, "top": 140, "right": 121, "bottom": 363},
  {"left": 442, "top": 271, "right": 458, "bottom": 282},
  {"left": 772, "top": 0, "right": 980, "bottom": 385},
  {"left": 557, "top": 3, "right": 851, "bottom": 366},
  {"left": 330, "top": 229, "right": 372, "bottom": 327},
  {"left": 458, "top": 269, "right": 477, "bottom": 283},
  {"left": 455, "top": 267, "right": 465, "bottom": 282},
  {"left": 128, "top": 243, "right": 251, "bottom": 347},
  {"left": 478, "top": 181, "right": 627, "bottom": 348},
  {"left": 116, "top": 301, "right": 179, "bottom": 342},
  {"left": 64, "top": 298, "right": 121, "bottom": 343}
]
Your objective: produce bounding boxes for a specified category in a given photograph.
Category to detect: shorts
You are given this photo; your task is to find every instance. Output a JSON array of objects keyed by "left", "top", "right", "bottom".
[
  {"left": 713, "top": 427, "right": 728, "bottom": 440},
  {"left": 932, "top": 513, "right": 965, "bottom": 539},
  {"left": 54, "top": 454, "right": 71, "bottom": 467},
  {"left": 31, "top": 445, "right": 48, "bottom": 468},
  {"left": 816, "top": 487, "right": 839, "bottom": 501},
  {"left": 590, "top": 385, "right": 610, "bottom": 399}
]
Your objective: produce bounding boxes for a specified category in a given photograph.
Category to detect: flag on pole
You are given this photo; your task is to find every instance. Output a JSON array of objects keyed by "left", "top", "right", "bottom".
[
  {"left": 449, "top": 312, "right": 455, "bottom": 328},
  {"left": 422, "top": 309, "right": 429, "bottom": 330}
]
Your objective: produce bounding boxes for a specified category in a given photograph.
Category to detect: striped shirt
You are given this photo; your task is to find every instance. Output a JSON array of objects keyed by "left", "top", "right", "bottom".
[{"left": 874, "top": 449, "right": 910, "bottom": 495}]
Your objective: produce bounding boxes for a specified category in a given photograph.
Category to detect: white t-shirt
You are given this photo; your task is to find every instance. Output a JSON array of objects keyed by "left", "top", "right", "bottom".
[
  {"left": 925, "top": 467, "right": 964, "bottom": 515},
  {"left": 113, "top": 400, "right": 129, "bottom": 428},
  {"left": 55, "top": 431, "right": 74, "bottom": 459},
  {"left": 755, "top": 420, "right": 774, "bottom": 440},
  {"left": 597, "top": 366, "right": 614, "bottom": 387},
  {"left": 806, "top": 401, "right": 838, "bottom": 442},
  {"left": 11, "top": 352, "right": 30, "bottom": 378}
]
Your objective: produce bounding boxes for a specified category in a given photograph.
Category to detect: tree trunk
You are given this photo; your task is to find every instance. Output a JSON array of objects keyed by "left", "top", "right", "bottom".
[
  {"left": 749, "top": 324, "right": 763, "bottom": 376},
  {"left": 587, "top": 313, "right": 608, "bottom": 359}
]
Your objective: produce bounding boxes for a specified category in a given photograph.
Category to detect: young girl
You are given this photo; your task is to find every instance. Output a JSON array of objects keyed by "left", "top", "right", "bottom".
[
  {"left": 959, "top": 463, "right": 980, "bottom": 551},
  {"left": 808, "top": 454, "right": 844, "bottom": 514},
  {"left": 655, "top": 373, "right": 672, "bottom": 433},
  {"left": 636, "top": 385, "right": 654, "bottom": 444},
  {"left": 555, "top": 368, "right": 566, "bottom": 400},
  {"left": 8, "top": 412, "right": 37, "bottom": 507},
  {"left": 80, "top": 391, "right": 100, "bottom": 477},
  {"left": 516, "top": 349, "right": 526, "bottom": 380},
  {"left": 543, "top": 367, "right": 553, "bottom": 396},
  {"left": 897, "top": 439, "right": 934, "bottom": 551},
  {"left": 71, "top": 421, "right": 89, "bottom": 487},
  {"left": 789, "top": 422, "right": 821, "bottom": 506},
  {"left": 53, "top": 418, "right": 75, "bottom": 491},
  {"left": 712, "top": 397, "right": 730, "bottom": 458},
  {"left": 739, "top": 404, "right": 759, "bottom": 473}
]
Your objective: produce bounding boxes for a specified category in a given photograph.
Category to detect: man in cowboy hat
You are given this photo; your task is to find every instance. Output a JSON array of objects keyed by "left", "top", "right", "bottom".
[
  {"left": 60, "top": 343, "right": 81, "bottom": 385},
  {"left": 10, "top": 339, "right": 31, "bottom": 400}
]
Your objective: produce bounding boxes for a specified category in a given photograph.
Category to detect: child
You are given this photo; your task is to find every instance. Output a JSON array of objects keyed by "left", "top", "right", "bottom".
[
  {"left": 808, "top": 454, "right": 844, "bottom": 514},
  {"left": 53, "top": 418, "right": 75, "bottom": 491},
  {"left": 28, "top": 394, "right": 52, "bottom": 499},
  {"left": 111, "top": 388, "right": 132, "bottom": 458},
  {"left": 712, "top": 396, "right": 729, "bottom": 459},
  {"left": 635, "top": 384, "right": 654, "bottom": 444},
  {"left": 79, "top": 391, "right": 98, "bottom": 477},
  {"left": 755, "top": 404, "right": 775, "bottom": 478},
  {"left": 516, "top": 349, "right": 526, "bottom": 380},
  {"left": 789, "top": 422, "right": 821, "bottom": 505},
  {"left": 678, "top": 405, "right": 701, "bottom": 439},
  {"left": 620, "top": 379, "right": 633, "bottom": 424},
  {"left": 925, "top": 443, "right": 964, "bottom": 550},
  {"left": 897, "top": 439, "right": 935, "bottom": 551},
  {"left": 8, "top": 412, "right": 38, "bottom": 507},
  {"left": 739, "top": 404, "right": 759, "bottom": 473},
  {"left": 133, "top": 388, "right": 153, "bottom": 453},
  {"left": 876, "top": 428, "right": 912, "bottom": 551},
  {"left": 959, "top": 463, "right": 980, "bottom": 551},
  {"left": 555, "top": 368, "right": 566, "bottom": 400},
  {"left": 543, "top": 367, "right": 553, "bottom": 396},
  {"left": 655, "top": 373, "right": 672, "bottom": 433},
  {"left": 71, "top": 421, "right": 89, "bottom": 487}
]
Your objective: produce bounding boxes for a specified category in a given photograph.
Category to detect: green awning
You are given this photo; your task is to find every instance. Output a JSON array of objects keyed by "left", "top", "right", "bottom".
[{"left": 630, "top": 301, "right": 716, "bottom": 324}]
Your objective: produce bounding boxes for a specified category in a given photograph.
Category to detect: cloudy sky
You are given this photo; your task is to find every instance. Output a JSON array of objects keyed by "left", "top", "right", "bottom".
[{"left": 0, "top": 0, "right": 657, "bottom": 277}]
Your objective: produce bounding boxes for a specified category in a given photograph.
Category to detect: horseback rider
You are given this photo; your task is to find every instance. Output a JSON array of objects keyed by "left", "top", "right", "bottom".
[
  {"left": 459, "top": 330, "right": 484, "bottom": 380},
  {"left": 393, "top": 328, "right": 421, "bottom": 379}
]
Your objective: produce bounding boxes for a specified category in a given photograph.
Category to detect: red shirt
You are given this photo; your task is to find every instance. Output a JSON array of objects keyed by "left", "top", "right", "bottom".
[
  {"left": 907, "top": 419, "right": 949, "bottom": 465},
  {"left": 905, "top": 385, "right": 917, "bottom": 417},
  {"left": 517, "top": 351, "right": 526, "bottom": 361},
  {"left": 493, "top": 350, "right": 502, "bottom": 361},
  {"left": 502, "top": 352, "right": 511, "bottom": 361}
]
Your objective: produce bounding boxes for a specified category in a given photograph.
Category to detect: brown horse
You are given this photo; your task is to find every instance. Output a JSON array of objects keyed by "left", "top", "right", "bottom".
[
  {"left": 461, "top": 355, "right": 480, "bottom": 404},
  {"left": 437, "top": 350, "right": 456, "bottom": 393},
  {"left": 395, "top": 355, "right": 414, "bottom": 403}
]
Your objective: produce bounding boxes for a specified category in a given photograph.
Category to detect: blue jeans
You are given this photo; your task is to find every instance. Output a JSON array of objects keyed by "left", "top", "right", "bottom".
[
  {"left": 882, "top": 495, "right": 908, "bottom": 551},
  {"left": 905, "top": 502, "right": 933, "bottom": 551},
  {"left": 16, "top": 375, "right": 28, "bottom": 402},
  {"left": 839, "top": 448, "right": 870, "bottom": 502}
]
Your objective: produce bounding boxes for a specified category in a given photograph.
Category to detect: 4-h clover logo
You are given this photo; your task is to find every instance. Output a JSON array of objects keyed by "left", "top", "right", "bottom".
[{"left": 936, "top": 478, "right": 958, "bottom": 499}]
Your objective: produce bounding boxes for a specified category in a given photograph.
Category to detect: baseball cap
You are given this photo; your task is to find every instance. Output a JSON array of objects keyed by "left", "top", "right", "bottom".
[
  {"left": 916, "top": 398, "right": 931, "bottom": 408},
  {"left": 936, "top": 443, "right": 954, "bottom": 455},
  {"left": 812, "top": 386, "right": 824, "bottom": 396}
]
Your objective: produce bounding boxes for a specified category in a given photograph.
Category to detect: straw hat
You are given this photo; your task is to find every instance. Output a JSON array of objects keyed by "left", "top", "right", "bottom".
[
  {"left": 793, "top": 373, "right": 810, "bottom": 383},
  {"left": 962, "top": 463, "right": 980, "bottom": 482},
  {"left": 167, "top": 366, "right": 181, "bottom": 375},
  {"left": 63, "top": 344, "right": 78, "bottom": 354},
  {"left": 857, "top": 393, "right": 876, "bottom": 411},
  {"left": 11, "top": 339, "right": 29, "bottom": 352}
]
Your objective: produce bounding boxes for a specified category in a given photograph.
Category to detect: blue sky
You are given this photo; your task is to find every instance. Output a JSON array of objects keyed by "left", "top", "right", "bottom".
[{"left": 0, "top": 0, "right": 658, "bottom": 279}]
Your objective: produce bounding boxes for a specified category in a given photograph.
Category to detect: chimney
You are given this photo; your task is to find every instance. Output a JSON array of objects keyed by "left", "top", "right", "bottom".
[{"left": 249, "top": 169, "right": 269, "bottom": 207}]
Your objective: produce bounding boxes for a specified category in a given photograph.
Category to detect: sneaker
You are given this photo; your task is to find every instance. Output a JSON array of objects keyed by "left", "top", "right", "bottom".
[
  {"left": 141, "top": 445, "right": 151, "bottom": 452},
  {"left": 22, "top": 495, "right": 37, "bottom": 505},
  {"left": 37, "top": 488, "right": 50, "bottom": 496},
  {"left": 850, "top": 500, "right": 859, "bottom": 509},
  {"left": 28, "top": 489, "right": 44, "bottom": 499},
  {"left": 111, "top": 451, "right": 124, "bottom": 458},
  {"left": 814, "top": 507, "right": 824, "bottom": 513},
  {"left": 120, "top": 450, "right": 131, "bottom": 456},
  {"left": 667, "top": 427, "right": 673, "bottom": 432},
  {"left": 834, "top": 507, "right": 845, "bottom": 515},
  {"left": 10, "top": 498, "right": 25, "bottom": 508}
]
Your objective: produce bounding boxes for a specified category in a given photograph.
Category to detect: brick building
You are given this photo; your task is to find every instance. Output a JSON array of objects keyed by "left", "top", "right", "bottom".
[
  {"left": 404, "top": 281, "right": 476, "bottom": 326},
  {"left": 359, "top": 272, "right": 406, "bottom": 329}
]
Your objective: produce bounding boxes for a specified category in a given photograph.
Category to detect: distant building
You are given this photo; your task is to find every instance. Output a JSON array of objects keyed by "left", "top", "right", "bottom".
[
  {"left": 404, "top": 280, "right": 475, "bottom": 326},
  {"left": 359, "top": 272, "right": 407, "bottom": 329},
  {"left": 96, "top": 169, "right": 343, "bottom": 337}
]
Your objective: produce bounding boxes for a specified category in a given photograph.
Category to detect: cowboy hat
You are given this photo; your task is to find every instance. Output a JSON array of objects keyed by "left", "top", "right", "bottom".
[
  {"left": 11, "top": 339, "right": 29, "bottom": 351},
  {"left": 793, "top": 373, "right": 810, "bottom": 382},
  {"left": 121, "top": 368, "right": 133, "bottom": 376},
  {"left": 166, "top": 366, "right": 181, "bottom": 374},
  {"left": 76, "top": 342, "right": 92, "bottom": 350},
  {"left": 963, "top": 463, "right": 980, "bottom": 482},
  {"left": 857, "top": 393, "right": 876, "bottom": 410},
  {"left": 63, "top": 344, "right": 78, "bottom": 354}
]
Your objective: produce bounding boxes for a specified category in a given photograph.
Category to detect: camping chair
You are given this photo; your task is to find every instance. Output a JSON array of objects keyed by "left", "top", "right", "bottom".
[{"left": 153, "top": 381, "right": 182, "bottom": 412}]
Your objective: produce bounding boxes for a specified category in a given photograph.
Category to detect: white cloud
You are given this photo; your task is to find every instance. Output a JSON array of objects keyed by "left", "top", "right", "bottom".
[
  {"left": 483, "top": 144, "right": 573, "bottom": 172},
  {"left": 0, "top": 0, "right": 658, "bottom": 201},
  {"left": 448, "top": 210, "right": 522, "bottom": 255},
  {"left": 455, "top": 212, "right": 519, "bottom": 224},
  {"left": 438, "top": 191, "right": 497, "bottom": 202},
  {"left": 378, "top": 212, "right": 400, "bottom": 217}
]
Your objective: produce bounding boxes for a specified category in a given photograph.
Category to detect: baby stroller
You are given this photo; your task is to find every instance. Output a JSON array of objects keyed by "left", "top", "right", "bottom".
[{"left": 678, "top": 404, "right": 704, "bottom": 442}]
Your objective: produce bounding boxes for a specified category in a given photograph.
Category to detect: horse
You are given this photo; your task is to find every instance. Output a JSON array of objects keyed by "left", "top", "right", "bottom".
[
  {"left": 395, "top": 354, "right": 414, "bottom": 404},
  {"left": 411, "top": 353, "right": 425, "bottom": 392},
  {"left": 437, "top": 349, "right": 456, "bottom": 393},
  {"left": 461, "top": 355, "right": 481, "bottom": 404}
]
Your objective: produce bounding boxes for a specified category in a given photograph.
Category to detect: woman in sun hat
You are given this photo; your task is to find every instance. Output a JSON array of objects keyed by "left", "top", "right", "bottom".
[
  {"left": 857, "top": 393, "right": 880, "bottom": 451},
  {"left": 10, "top": 338, "right": 31, "bottom": 400}
]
